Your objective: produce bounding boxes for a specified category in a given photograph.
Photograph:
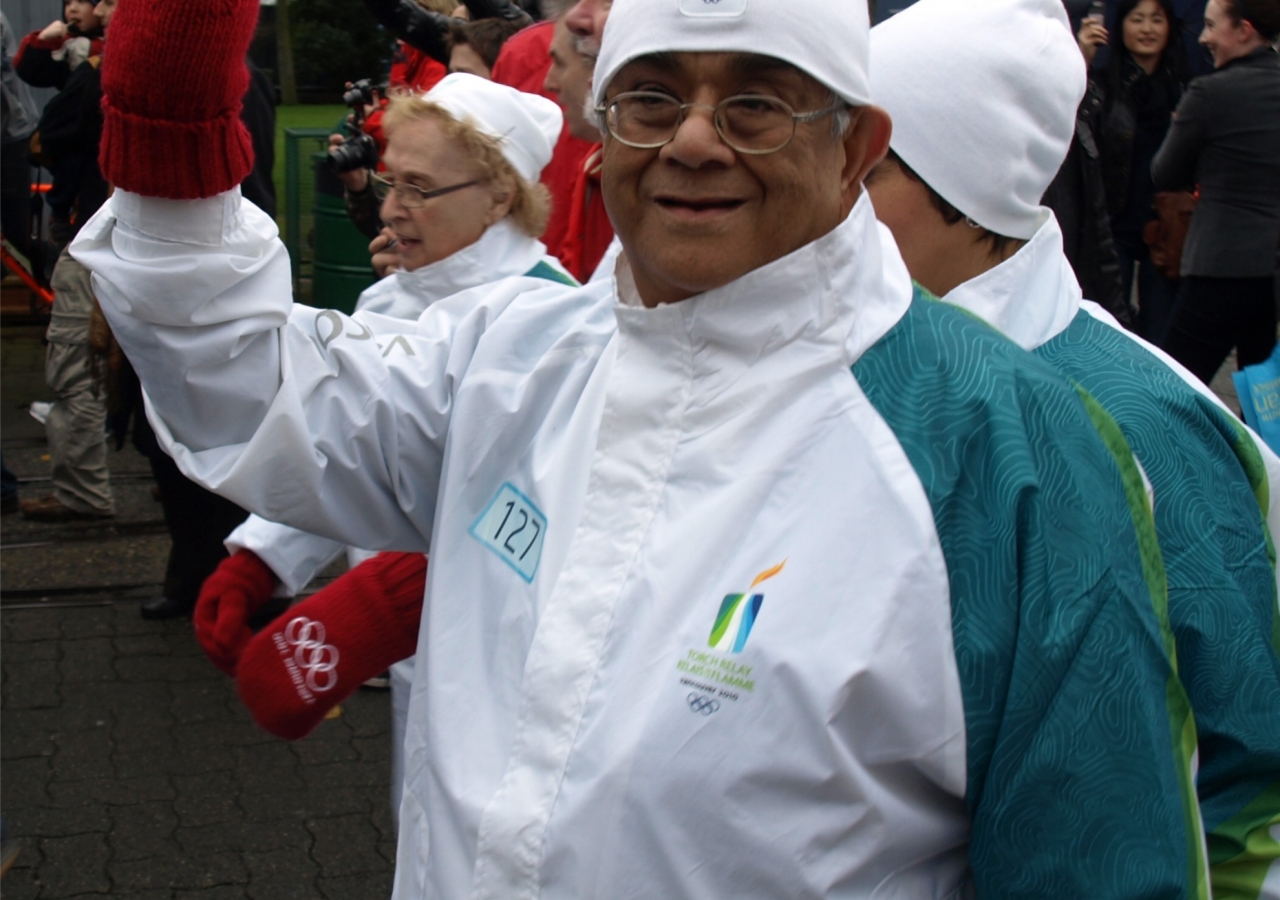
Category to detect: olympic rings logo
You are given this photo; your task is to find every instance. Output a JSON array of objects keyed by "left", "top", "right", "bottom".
[
  {"left": 282, "top": 616, "right": 340, "bottom": 693},
  {"left": 686, "top": 692, "right": 720, "bottom": 716}
]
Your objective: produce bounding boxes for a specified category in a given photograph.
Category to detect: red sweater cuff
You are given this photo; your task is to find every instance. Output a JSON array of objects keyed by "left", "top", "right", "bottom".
[{"left": 99, "top": 103, "right": 254, "bottom": 200}]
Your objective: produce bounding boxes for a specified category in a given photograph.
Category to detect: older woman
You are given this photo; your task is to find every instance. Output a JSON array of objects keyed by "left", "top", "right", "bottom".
[
  {"left": 1151, "top": 0, "right": 1280, "bottom": 385},
  {"left": 194, "top": 72, "right": 569, "bottom": 816}
]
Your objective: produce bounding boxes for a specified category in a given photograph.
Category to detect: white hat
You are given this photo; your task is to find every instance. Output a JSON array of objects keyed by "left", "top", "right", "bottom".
[
  {"left": 423, "top": 72, "right": 564, "bottom": 183},
  {"left": 870, "top": 0, "right": 1085, "bottom": 240},
  {"left": 592, "top": 0, "right": 871, "bottom": 108}
]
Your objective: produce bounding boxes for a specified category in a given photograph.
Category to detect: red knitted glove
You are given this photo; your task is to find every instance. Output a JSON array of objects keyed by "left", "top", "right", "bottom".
[
  {"left": 98, "top": 0, "right": 258, "bottom": 198},
  {"left": 193, "top": 550, "right": 279, "bottom": 677},
  {"left": 236, "top": 552, "right": 427, "bottom": 740}
]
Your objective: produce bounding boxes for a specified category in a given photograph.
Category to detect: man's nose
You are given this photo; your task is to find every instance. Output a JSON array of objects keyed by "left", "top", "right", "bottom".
[
  {"left": 564, "top": 0, "right": 596, "bottom": 38},
  {"left": 660, "top": 105, "right": 736, "bottom": 169}
]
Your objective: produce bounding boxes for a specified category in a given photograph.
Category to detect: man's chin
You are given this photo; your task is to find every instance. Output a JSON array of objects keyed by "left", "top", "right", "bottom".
[{"left": 629, "top": 248, "right": 757, "bottom": 305}]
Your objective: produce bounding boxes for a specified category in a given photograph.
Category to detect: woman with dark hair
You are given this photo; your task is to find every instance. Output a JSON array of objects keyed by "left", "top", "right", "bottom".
[
  {"left": 1079, "top": 0, "right": 1190, "bottom": 343},
  {"left": 1152, "top": 0, "right": 1280, "bottom": 387}
]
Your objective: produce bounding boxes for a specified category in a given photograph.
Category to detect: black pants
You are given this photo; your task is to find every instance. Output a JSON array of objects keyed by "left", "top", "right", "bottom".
[
  {"left": 1, "top": 140, "right": 33, "bottom": 262},
  {"left": 1160, "top": 275, "right": 1278, "bottom": 386},
  {"left": 131, "top": 377, "right": 248, "bottom": 609}
]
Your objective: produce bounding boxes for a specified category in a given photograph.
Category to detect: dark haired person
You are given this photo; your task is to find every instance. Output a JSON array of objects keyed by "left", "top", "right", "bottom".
[
  {"left": 447, "top": 16, "right": 525, "bottom": 78},
  {"left": 1080, "top": 0, "right": 1191, "bottom": 343},
  {"left": 1152, "top": 0, "right": 1280, "bottom": 385}
]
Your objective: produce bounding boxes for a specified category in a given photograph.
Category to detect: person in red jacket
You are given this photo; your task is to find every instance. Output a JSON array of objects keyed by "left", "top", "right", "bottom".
[
  {"left": 490, "top": 20, "right": 593, "bottom": 267},
  {"left": 543, "top": 16, "right": 612, "bottom": 281}
]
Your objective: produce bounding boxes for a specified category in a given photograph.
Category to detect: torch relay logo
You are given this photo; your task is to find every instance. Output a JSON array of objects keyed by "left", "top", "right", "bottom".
[{"left": 708, "top": 560, "right": 785, "bottom": 653}]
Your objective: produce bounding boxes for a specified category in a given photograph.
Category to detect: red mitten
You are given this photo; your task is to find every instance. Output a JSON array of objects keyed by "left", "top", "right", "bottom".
[
  {"left": 193, "top": 550, "right": 279, "bottom": 677},
  {"left": 98, "top": 0, "right": 258, "bottom": 198},
  {"left": 235, "top": 552, "right": 427, "bottom": 740}
]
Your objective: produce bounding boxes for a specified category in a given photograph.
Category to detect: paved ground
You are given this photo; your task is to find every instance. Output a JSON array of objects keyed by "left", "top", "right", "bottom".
[
  {"left": 0, "top": 606, "right": 396, "bottom": 900},
  {"left": 2, "top": 286, "right": 396, "bottom": 898}
]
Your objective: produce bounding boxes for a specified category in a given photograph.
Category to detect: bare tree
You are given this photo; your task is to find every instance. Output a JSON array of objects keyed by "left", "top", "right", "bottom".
[{"left": 277, "top": 0, "right": 298, "bottom": 105}]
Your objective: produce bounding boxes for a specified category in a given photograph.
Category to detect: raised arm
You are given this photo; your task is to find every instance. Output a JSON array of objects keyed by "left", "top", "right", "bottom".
[
  {"left": 67, "top": 0, "right": 495, "bottom": 552},
  {"left": 359, "top": 0, "right": 451, "bottom": 64},
  {"left": 358, "top": 0, "right": 532, "bottom": 64}
]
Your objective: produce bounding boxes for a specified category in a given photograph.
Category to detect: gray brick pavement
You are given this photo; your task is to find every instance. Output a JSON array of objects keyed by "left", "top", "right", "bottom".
[{"left": 1, "top": 602, "right": 396, "bottom": 899}]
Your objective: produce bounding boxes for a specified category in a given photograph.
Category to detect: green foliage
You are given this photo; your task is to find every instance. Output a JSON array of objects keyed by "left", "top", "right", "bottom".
[{"left": 290, "top": 0, "right": 391, "bottom": 94}]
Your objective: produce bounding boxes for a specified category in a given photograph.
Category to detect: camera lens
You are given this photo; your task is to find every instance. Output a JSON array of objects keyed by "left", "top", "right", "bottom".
[{"left": 328, "top": 134, "right": 378, "bottom": 174}]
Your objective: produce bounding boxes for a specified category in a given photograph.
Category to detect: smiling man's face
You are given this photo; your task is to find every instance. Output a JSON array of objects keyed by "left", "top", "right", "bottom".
[{"left": 601, "top": 52, "right": 876, "bottom": 307}]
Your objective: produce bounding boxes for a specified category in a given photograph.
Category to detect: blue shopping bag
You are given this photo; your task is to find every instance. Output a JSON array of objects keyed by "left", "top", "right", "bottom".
[{"left": 1234, "top": 344, "right": 1280, "bottom": 454}]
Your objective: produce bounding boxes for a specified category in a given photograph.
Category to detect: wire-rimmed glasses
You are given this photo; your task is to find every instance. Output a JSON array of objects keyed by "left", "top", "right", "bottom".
[
  {"left": 595, "top": 91, "right": 845, "bottom": 155},
  {"left": 370, "top": 171, "right": 482, "bottom": 208}
]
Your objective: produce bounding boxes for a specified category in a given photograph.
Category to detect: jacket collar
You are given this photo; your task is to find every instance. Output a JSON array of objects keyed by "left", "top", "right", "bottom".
[
  {"left": 359, "top": 218, "right": 548, "bottom": 315},
  {"left": 1218, "top": 45, "right": 1279, "bottom": 73},
  {"left": 610, "top": 191, "right": 914, "bottom": 367},
  {"left": 939, "top": 211, "right": 1081, "bottom": 351}
]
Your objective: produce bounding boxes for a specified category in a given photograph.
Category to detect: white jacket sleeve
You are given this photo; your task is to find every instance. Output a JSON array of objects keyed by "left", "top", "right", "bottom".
[
  {"left": 224, "top": 515, "right": 346, "bottom": 597},
  {"left": 71, "top": 189, "right": 515, "bottom": 554}
]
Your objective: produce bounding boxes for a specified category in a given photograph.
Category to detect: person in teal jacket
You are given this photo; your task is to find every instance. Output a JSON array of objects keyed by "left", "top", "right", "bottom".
[{"left": 868, "top": 0, "right": 1280, "bottom": 896}]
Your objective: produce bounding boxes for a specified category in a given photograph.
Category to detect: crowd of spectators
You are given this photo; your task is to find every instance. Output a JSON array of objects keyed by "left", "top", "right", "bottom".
[{"left": 1056, "top": 0, "right": 1279, "bottom": 380}]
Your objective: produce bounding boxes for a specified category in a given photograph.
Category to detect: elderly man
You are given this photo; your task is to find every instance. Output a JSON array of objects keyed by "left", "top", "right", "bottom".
[{"left": 76, "top": 0, "right": 1203, "bottom": 896}]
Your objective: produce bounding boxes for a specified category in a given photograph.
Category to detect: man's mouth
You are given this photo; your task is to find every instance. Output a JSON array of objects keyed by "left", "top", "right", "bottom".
[{"left": 653, "top": 196, "right": 747, "bottom": 219}]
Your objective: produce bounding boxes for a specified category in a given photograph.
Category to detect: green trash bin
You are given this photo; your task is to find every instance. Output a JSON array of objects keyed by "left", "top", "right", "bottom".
[{"left": 310, "top": 152, "right": 376, "bottom": 314}]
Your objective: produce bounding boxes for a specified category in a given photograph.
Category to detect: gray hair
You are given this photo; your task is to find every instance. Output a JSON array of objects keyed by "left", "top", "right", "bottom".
[{"left": 827, "top": 91, "right": 853, "bottom": 139}]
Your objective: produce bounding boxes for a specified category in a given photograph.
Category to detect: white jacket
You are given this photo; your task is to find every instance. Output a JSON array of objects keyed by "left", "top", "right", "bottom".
[
  {"left": 223, "top": 219, "right": 570, "bottom": 595},
  {"left": 73, "top": 189, "right": 1203, "bottom": 899}
]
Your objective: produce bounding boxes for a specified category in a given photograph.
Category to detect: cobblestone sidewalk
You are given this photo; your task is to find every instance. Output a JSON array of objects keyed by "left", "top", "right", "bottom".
[{"left": 1, "top": 601, "right": 396, "bottom": 899}]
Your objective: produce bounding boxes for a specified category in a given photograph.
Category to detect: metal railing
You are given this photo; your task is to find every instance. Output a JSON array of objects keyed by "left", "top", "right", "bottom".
[{"left": 283, "top": 127, "right": 334, "bottom": 296}]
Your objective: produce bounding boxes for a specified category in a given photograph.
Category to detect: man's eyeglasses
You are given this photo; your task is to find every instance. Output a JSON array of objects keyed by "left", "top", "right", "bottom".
[
  {"left": 371, "top": 171, "right": 482, "bottom": 209},
  {"left": 595, "top": 91, "right": 846, "bottom": 156}
]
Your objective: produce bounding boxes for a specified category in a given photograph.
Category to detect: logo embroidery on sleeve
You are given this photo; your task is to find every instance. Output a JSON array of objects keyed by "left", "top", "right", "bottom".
[{"left": 469, "top": 483, "right": 547, "bottom": 583}]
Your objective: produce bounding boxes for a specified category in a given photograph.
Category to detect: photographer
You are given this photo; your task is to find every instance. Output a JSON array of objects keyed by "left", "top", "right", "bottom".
[{"left": 327, "top": 78, "right": 390, "bottom": 243}]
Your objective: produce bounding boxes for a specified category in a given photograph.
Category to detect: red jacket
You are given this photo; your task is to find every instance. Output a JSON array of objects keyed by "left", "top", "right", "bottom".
[
  {"left": 390, "top": 40, "right": 447, "bottom": 93},
  {"left": 560, "top": 145, "right": 613, "bottom": 283}
]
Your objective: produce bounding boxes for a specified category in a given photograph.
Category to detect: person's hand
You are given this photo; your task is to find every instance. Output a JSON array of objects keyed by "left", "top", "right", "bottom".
[
  {"left": 1077, "top": 18, "right": 1108, "bottom": 66},
  {"left": 370, "top": 227, "right": 401, "bottom": 279},
  {"left": 235, "top": 552, "right": 426, "bottom": 740},
  {"left": 38, "top": 20, "right": 68, "bottom": 42},
  {"left": 327, "top": 133, "right": 370, "bottom": 192},
  {"left": 193, "top": 550, "right": 279, "bottom": 676},
  {"left": 98, "top": 0, "right": 257, "bottom": 198}
]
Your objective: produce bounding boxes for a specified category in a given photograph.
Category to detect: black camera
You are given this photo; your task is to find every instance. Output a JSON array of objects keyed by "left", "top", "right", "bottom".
[
  {"left": 328, "top": 78, "right": 384, "bottom": 174},
  {"left": 342, "top": 78, "right": 378, "bottom": 111}
]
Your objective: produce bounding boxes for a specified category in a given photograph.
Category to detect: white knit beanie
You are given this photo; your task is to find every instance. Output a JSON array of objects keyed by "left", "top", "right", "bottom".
[
  {"left": 423, "top": 72, "right": 564, "bottom": 183},
  {"left": 593, "top": 0, "right": 871, "bottom": 108},
  {"left": 870, "top": 0, "right": 1085, "bottom": 240}
]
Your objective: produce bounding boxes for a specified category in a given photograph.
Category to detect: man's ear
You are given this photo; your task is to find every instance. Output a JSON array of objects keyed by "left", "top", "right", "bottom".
[{"left": 839, "top": 105, "right": 893, "bottom": 216}]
